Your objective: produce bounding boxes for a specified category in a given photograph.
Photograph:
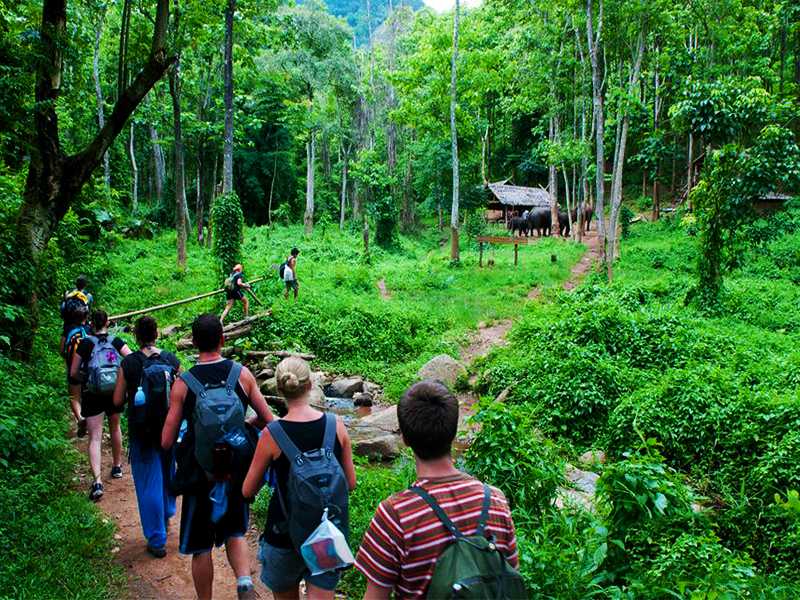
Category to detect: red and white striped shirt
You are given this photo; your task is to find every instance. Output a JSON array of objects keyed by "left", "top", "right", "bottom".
[{"left": 355, "top": 473, "right": 519, "bottom": 598}]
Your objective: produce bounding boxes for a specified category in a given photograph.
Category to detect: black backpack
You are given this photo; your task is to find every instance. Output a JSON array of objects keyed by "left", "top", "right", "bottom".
[
  {"left": 129, "top": 353, "right": 175, "bottom": 445},
  {"left": 278, "top": 262, "right": 287, "bottom": 279}
]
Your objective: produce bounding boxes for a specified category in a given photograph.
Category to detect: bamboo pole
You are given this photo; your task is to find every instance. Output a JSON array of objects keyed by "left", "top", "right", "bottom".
[{"left": 109, "top": 276, "right": 266, "bottom": 321}]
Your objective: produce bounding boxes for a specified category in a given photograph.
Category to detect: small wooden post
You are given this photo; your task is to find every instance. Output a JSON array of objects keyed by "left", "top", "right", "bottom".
[
  {"left": 514, "top": 243, "right": 519, "bottom": 266},
  {"left": 479, "top": 241, "right": 484, "bottom": 267}
]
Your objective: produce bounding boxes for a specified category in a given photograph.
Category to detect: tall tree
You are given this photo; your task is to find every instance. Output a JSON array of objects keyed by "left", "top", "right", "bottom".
[
  {"left": 91, "top": 5, "right": 110, "bottom": 194},
  {"left": 587, "top": 0, "right": 606, "bottom": 263},
  {"left": 222, "top": 0, "right": 235, "bottom": 194},
  {"left": 449, "top": 0, "right": 460, "bottom": 262},
  {"left": 16, "top": 0, "right": 173, "bottom": 338},
  {"left": 170, "top": 0, "right": 187, "bottom": 268}
]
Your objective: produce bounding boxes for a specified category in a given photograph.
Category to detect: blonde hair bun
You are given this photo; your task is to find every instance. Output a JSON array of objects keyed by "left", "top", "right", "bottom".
[{"left": 275, "top": 356, "right": 312, "bottom": 400}]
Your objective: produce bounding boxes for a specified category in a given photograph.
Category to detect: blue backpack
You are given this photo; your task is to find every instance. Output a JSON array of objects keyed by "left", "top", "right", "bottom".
[{"left": 130, "top": 353, "right": 175, "bottom": 445}]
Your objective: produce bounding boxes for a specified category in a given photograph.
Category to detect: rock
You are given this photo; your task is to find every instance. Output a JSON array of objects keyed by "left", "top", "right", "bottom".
[
  {"left": 260, "top": 357, "right": 274, "bottom": 371},
  {"left": 328, "top": 376, "right": 364, "bottom": 398},
  {"left": 311, "top": 371, "right": 330, "bottom": 387},
  {"left": 353, "top": 433, "right": 402, "bottom": 460},
  {"left": 417, "top": 354, "right": 466, "bottom": 387},
  {"left": 363, "top": 381, "right": 383, "bottom": 400},
  {"left": 555, "top": 464, "right": 600, "bottom": 512},
  {"left": 494, "top": 387, "right": 511, "bottom": 403},
  {"left": 355, "top": 405, "right": 399, "bottom": 433},
  {"left": 160, "top": 324, "right": 180, "bottom": 337},
  {"left": 578, "top": 450, "right": 606, "bottom": 466},
  {"left": 260, "top": 377, "right": 278, "bottom": 397},
  {"left": 308, "top": 384, "right": 326, "bottom": 407},
  {"left": 353, "top": 392, "right": 373, "bottom": 407},
  {"left": 255, "top": 368, "right": 274, "bottom": 381}
]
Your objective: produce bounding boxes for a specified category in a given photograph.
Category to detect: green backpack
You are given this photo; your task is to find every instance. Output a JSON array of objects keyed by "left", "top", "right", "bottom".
[{"left": 410, "top": 484, "right": 528, "bottom": 599}]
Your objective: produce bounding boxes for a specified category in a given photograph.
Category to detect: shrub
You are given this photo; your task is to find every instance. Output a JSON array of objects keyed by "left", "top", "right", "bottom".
[
  {"left": 212, "top": 192, "right": 244, "bottom": 274},
  {"left": 466, "top": 401, "right": 564, "bottom": 514}
]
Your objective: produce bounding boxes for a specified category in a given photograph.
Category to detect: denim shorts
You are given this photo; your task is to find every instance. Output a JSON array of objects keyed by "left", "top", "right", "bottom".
[{"left": 258, "top": 538, "right": 340, "bottom": 593}]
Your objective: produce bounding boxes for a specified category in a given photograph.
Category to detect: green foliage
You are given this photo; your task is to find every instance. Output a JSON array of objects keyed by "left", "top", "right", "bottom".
[
  {"left": 466, "top": 402, "right": 564, "bottom": 514},
  {"left": 620, "top": 205, "right": 634, "bottom": 239},
  {"left": 212, "top": 192, "right": 244, "bottom": 275}
]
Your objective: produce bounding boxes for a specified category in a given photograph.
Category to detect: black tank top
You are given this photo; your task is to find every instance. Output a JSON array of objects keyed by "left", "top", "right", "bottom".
[{"left": 264, "top": 414, "right": 343, "bottom": 548}]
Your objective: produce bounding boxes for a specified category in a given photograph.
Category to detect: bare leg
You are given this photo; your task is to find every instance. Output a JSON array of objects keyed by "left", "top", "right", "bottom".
[
  {"left": 87, "top": 414, "right": 104, "bottom": 481},
  {"left": 284, "top": 284, "right": 289, "bottom": 300},
  {"left": 69, "top": 383, "right": 82, "bottom": 423},
  {"left": 192, "top": 552, "right": 214, "bottom": 600},
  {"left": 221, "top": 299, "right": 234, "bottom": 323},
  {"left": 306, "top": 584, "right": 335, "bottom": 600},
  {"left": 108, "top": 412, "right": 123, "bottom": 469},
  {"left": 225, "top": 536, "right": 250, "bottom": 578},
  {"left": 242, "top": 296, "right": 250, "bottom": 318},
  {"left": 293, "top": 282, "right": 298, "bottom": 300},
  {"left": 274, "top": 588, "right": 301, "bottom": 600}
]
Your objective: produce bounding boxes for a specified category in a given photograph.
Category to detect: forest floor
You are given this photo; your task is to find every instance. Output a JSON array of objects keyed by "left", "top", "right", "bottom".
[{"left": 73, "top": 230, "right": 598, "bottom": 600}]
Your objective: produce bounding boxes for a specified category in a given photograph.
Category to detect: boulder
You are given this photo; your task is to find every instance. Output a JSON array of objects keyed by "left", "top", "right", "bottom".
[
  {"left": 355, "top": 405, "right": 399, "bottom": 433},
  {"left": 260, "top": 377, "right": 278, "bottom": 397},
  {"left": 417, "top": 354, "right": 466, "bottom": 387},
  {"left": 363, "top": 381, "right": 383, "bottom": 400},
  {"left": 555, "top": 464, "right": 599, "bottom": 512},
  {"left": 328, "top": 376, "right": 364, "bottom": 398},
  {"left": 308, "top": 384, "right": 326, "bottom": 407},
  {"left": 255, "top": 368, "right": 274, "bottom": 381},
  {"left": 160, "top": 324, "right": 180, "bottom": 338},
  {"left": 578, "top": 450, "right": 606, "bottom": 466},
  {"left": 353, "top": 433, "right": 402, "bottom": 460},
  {"left": 353, "top": 392, "right": 373, "bottom": 407}
]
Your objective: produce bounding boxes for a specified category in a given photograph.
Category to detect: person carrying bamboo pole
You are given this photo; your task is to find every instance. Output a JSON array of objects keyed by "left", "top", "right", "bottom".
[{"left": 221, "top": 264, "right": 251, "bottom": 323}]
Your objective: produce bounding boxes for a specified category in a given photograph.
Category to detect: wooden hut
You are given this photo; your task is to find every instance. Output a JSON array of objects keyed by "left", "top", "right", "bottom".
[{"left": 485, "top": 181, "right": 551, "bottom": 224}]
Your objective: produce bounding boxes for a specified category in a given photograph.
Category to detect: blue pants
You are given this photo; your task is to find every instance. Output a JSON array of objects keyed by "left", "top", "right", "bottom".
[{"left": 129, "top": 439, "right": 176, "bottom": 549}]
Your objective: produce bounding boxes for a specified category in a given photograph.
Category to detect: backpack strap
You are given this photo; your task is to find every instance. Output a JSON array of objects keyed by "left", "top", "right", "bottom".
[
  {"left": 180, "top": 371, "right": 208, "bottom": 399},
  {"left": 475, "top": 484, "right": 492, "bottom": 537},
  {"left": 225, "top": 361, "right": 243, "bottom": 394},
  {"left": 409, "top": 485, "right": 463, "bottom": 539},
  {"left": 322, "top": 413, "right": 337, "bottom": 453},
  {"left": 267, "top": 421, "right": 302, "bottom": 464}
]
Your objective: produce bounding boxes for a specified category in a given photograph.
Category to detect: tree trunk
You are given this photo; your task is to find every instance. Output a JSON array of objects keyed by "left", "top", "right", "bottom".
[
  {"left": 92, "top": 10, "right": 110, "bottom": 194},
  {"left": 304, "top": 133, "right": 315, "bottom": 235},
  {"left": 587, "top": 0, "right": 606, "bottom": 263},
  {"left": 562, "top": 165, "right": 573, "bottom": 239},
  {"left": 548, "top": 116, "right": 560, "bottom": 236},
  {"left": 339, "top": 144, "right": 348, "bottom": 230},
  {"left": 268, "top": 152, "right": 277, "bottom": 227},
  {"left": 686, "top": 132, "right": 694, "bottom": 207},
  {"left": 401, "top": 146, "right": 414, "bottom": 229},
  {"left": 169, "top": 60, "right": 186, "bottom": 268},
  {"left": 607, "top": 32, "right": 644, "bottom": 280},
  {"left": 196, "top": 158, "right": 204, "bottom": 245},
  {"left": 149, "top": 124, "right": 165, "bottom": 206},
  {"left": 128, "top": 122, "right": 138, "bottom": 211},
  {"left": 449, "top": 0, "right": 460, "bottom": 262},
  {"left": 16, "top": 0, "right": 173, "bottom": 352},
  {"left": 222, "top": 0, "right": 235, "bottom": 195}
]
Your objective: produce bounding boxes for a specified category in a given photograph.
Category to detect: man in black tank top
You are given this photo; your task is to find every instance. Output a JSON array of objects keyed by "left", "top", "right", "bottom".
[{"left": 162, "top": 314, "right": 275, "bottom": 600}]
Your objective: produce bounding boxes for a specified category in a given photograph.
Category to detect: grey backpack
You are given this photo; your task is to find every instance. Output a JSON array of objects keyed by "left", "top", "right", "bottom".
[
  {"left": 180, "top": 362, "right": 246, "bottom": 474},
  {"left": 86, "top": 335, "right": 121, "bottom": 394},
  {"left": 268, "top": 414, "right": 350, "bottom": 551}
]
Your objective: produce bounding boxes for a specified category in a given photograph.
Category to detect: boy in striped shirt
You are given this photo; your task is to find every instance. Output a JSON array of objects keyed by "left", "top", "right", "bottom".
[{"left": 355, "top": 380, "right": 519, "bottom": 599}]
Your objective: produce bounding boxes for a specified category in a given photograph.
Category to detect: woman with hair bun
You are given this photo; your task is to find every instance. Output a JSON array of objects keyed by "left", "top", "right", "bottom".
[{"left": 243, "top": 357, "right": 356, "bottom": 600}]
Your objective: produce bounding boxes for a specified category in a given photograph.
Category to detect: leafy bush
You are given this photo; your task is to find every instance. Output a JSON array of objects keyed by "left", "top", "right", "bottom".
[
  {"left": 212, "top": 192, "right": 244, "bottom": 274},
  {"left": 466, "top": 401, "right": 564, "bottom": 514}
]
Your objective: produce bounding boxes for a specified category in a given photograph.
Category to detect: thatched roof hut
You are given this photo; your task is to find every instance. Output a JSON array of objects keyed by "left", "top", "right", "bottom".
[{"left": 485, "top": 181, "right": 551, "bottom": 222}]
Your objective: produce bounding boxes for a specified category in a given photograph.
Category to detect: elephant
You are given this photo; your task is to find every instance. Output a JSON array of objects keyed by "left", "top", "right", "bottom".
[
  {"left": 527, "top": 209, "right": 551, "bottom": 237},
  {"left": 569, "top": 205, "right": 594, "bottom": 232},
  {"left": 508, "top": 216, "right": 529, "bottom": 237}
]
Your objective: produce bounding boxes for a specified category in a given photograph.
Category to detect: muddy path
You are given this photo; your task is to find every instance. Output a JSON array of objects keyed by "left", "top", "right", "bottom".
[{"left": 74, "top": 435, "right": 272, "bottom": 600}]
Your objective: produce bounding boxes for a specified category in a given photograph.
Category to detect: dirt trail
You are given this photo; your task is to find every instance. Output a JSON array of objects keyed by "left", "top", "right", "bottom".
[{"left": 74, "top": 436, "right": 272, "bottom": 600}]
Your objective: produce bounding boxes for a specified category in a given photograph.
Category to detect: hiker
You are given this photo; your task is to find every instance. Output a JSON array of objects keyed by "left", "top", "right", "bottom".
[
  {"left": 221, "top": 264, "right": 251, "bottom": 323},
  {"left": 113, "top": 316, "right": 180, "bottom": 558},
  {"left": 162, "top": 313, "right": 276, "bottom": 600},
  {"left": 60, "top": 276, "right": 93, "bottom": 437},
  {"left": 243, "top": 356, "right": 357, "bottom": 600},
  {"left": 355, "top": 381, "right": 525, "bottom": 599},
  {"left": 281, "top": 247, "right": 299, "bottom": 300},
  {"left": 70, "top": 310, "right": 131, "bottom": 501}
]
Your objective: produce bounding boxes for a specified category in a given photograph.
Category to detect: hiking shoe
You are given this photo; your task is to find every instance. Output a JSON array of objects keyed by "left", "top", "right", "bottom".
[
  {"left": 237, "top": 584, "right": 256, "bottom": 600},
  {"left": 110, "top": 465, "right": 123, "bottom": 479},
  {"left": 146, "top": 545, "right": 167, "bottom": 559},
  {"left": 76, "top": 419, "right": 87, "bottom": 438},
  {"left": 89, "top": 481, "right": 104, "bottom": 502}
]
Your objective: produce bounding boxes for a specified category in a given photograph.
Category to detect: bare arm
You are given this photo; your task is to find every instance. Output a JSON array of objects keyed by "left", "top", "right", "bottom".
[
  {"left": 363, "top": 582, "right": 392, "bottom": 600},
  {"left": 161, "top": 378, "right": 187, "bottom": 450},
  {"left": 59, "top": 335, "right": 66, "bottom": 358},
  {"left": 242, "top": 427, "right": 278, "bottom": 500},
  {"left": 241, "top": 367, "right": 275, "bottom": 427},
  {"left": 337, "top": 417, "right": 357, "bottom": 491},
  {"left": 69, "top": 351, "right": 82, "bottom": 381},
  {"left": 112, "top": 368, "right": 127, "bottom": 408},
  {"left": 119, "top": 343, "right": 132, "bottom": 357}
]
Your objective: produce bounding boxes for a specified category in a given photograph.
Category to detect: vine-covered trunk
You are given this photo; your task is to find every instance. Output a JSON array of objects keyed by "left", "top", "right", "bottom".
[
  {"left": 92, "top": 11, "right": 110, "bottom": 194},
  {"left": 587, "top": 0, "right": 606, "bottom": 264},
  {"left": 170, "top": 55, "right": 187, "bottom": 269},
  {"left": 129, "top": 122, "right": 138, "bottom": 212},
  {"left": 339, "top": 145, "right": 348, "bottom": 230},
  {"left": 449, "top": 0, "right": 460, "bottom": 262},
  {"left": 222, "top": 0, "right": 235, "bottom": 195}
]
